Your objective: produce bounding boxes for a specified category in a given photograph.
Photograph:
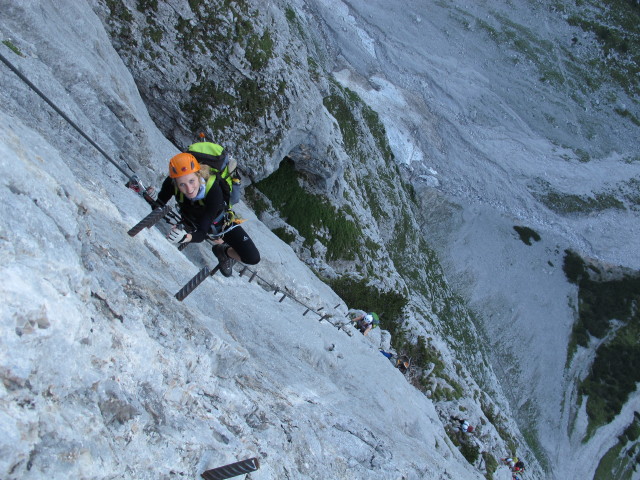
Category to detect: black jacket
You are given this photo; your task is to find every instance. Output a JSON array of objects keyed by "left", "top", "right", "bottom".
[{"left": 157, "top": 176, "right": 226, "bottom": 243}]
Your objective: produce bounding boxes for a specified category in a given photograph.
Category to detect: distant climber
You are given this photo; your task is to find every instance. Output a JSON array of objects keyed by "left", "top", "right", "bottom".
[
  {"left": 379, "top": 351, "right": 411, "bottom": 374},
  {"left": 154, "top": 150, "right": 260, "bottom": 276},
  {"left": 513, "top": 460, "right": 525, "bottom": 472},
  {"left": 351, "top": 312, "right": 380, "bottom": 335},
  {"left": 501, "top": 456, "right": 518, "bottom": 470},
  {"left": 395, "top": 355, "right": 410, "bottom": 374},
  {"left": 450, "top": 416, "right": 474, "bottom": 433}
]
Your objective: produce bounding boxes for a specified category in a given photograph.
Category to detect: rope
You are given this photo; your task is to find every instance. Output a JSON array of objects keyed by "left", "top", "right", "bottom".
[{"left": 0, "top": 51, "right": 134, "bottom": 177}]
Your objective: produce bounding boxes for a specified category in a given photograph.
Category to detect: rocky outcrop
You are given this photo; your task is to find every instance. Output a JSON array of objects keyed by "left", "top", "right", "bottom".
[
  {"left": 89, "top": 0, "right": 542, "bottom": 476},
  {"left": 0, "top": 0, "right": 544, "bottom": 477}
]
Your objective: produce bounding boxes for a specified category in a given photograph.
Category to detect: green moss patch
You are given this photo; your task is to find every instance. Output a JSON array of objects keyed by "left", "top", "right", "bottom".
[
  {"left": 562, "top": 250, "right": 640, "bottom": 433},
  {"left": 271, "top": 226, "right": 296, "bottom": 244},
  {"left": 2, "top": 40, "right": 23, "bottom": 56},
  {"left": 323, "top": 82, "right": 393, "bottom": 161},
  {"left": 328, "top": 276, "right": 408, "bottom": 331},
  {"left": 253, "top": 158, "right": 360, "bottom": 261},
  {"left": 533, "top": 180, "right": 626, "bottom": 214},
  {"left": 566, "top": 0, "right": 640, "bottom": 97}
]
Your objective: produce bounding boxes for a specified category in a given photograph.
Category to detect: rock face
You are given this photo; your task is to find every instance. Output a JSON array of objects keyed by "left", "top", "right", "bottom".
[
  {"left": 0, "top": 0, "right": 528, "bottom": 479},
  {"left": 4, "top": 0, "right": 637, "bottom": 478},
  {"left": 91, "top": 0, "right": 339, "bottom": 183}
]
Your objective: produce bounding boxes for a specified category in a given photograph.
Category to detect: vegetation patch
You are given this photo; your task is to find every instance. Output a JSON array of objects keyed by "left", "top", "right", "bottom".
[
  {"left": 460, "top": 441, "right": 480, "bottom": 464},
  {"left": 446, "top": 425, "right": 480, "bottom": 465},
  {"left": 106, "top": 0, "right": 133, "bottom": 22},
  {"left": 104, "top": 0, "right": 136, "bottom": 49},
  {"left": 285, "top": 6, "right": 296, "bottom": 23},
  {"left": 594, "top": 412, "right": 640, "bottom": 480},
  {"left": 565, "top": 0, "right": 640, "bottom": 97},
  {"left": 2, "top": 40, "right": 23, "bottom": 56},
  {"left": 437, "top": 295, "right": 482, "bottom": 354},
  {"left": 252, "top": 158, "right": 360, "bottom": 261},
  {"left": 614, "top": 107, "right": 640, "bottom": 127},
  {"left": 513, "top": 226, "right": 541, "bottom": 245},
  {"left": 175, "top": 16, "right": 198, "bottom": 53},
  {"left": 143, "top": 25, "right": 163, "bottom": 44},
  {"left": 170, "top": 0, "right": 286, "bottom": 140},
  {"left": 285, "top": 6, "right": 306, "bottom": 39},
  {"left": 181, "top": 70, "right": 284, "bottom": 136},
  {"left": 323, "top": 82, "right": 392, "bottom": 162},
  {"left": 243, "top": 185, "right": 270, "bottom": 217},
  {"left": 563, "top": 249, "right": 587, "bottom": 283},
  {"left": 271, "top": 226, "right": 296, "bottom": 244},
  {"left": 361, "top": 103, "right": 394, "bottom": 161},
  {"left": 181, "top": 75, "right": 234, "bottom": 131},
  {"left": 323, "top": 92, "right": 360, "bottom": 155},
  {"left": 481, "top": 399, "right": 519, "bottom": 452},
  {"left": 575, "top": 148, "right": 591, "bottom": 163},
  {"left": 483, "top": 451, "right": 498, "bottom": 480},
  {"left": 235, "top": 77, "right": 274, "bottom": 124},
  {"left": 474, "top": 14, "right": 565, "bottom": 87},
  {"left": 326, "top": 276, "right": 458, "bottom": 395},
  {"left": 533, "top": 181, "right": 625, "bottom": 215},
  {"left": 471, "top": 0, "right": 640, "bottom": 115},
  {"left": 307, "top": 56, "right": 320, "bottom": 82},
  {"left": 361, "top": 179, "right": 390, "bottom": 222},
  {"left": 562, "top": 250, "right": 640, "bottom": 433},
  {"left": 245, "top": 30, "right": 274, "bottom": 70},
  {"left": 619, "top": 177, "right": 640, "bottom": 210},
  {"left": 136, "top": 0, "right": 158, "bottom": 12},
  {"left": 328, "top": 276, "right": 408, "bottom": 332}
]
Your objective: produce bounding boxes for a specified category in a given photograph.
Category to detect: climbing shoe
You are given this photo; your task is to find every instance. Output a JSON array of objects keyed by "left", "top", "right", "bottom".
[{"left": 213, "top": 244, "right": 235, "bottom": 277}]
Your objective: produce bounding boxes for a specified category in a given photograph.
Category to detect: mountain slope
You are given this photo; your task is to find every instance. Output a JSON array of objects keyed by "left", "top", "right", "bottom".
[
  {"left": 0, "top": 1, "right": 501, "bottom": 478},
  {"left": 4, "top": 0, "right": 637, "bottom": 478}
]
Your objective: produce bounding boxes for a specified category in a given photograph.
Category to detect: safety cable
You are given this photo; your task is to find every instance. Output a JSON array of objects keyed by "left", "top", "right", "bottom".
[
  {"left": 0, "top": 47, "right": 348, "bottom": 328},
  {"left": 234, "top": 262, "right": 344, "bottom": 326},
  {"left": 0, "top": 51, "right": 135, "bottom": 177},
  {"left": 0, "top": 50, "right": 187, "bottom": 232}
]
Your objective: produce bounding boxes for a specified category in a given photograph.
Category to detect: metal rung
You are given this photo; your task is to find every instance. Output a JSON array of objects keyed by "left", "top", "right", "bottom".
[
  {"left": 248, "top": 271, "right": 257, "bottom": 283},
  {"left": 279, "top": 293, "right": 287, "bottom": 303},
  {"left": 201, "top": 457, "right": 260, "bottom": 480}
]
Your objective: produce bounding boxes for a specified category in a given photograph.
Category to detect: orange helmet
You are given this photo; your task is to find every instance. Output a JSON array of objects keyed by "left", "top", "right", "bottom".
[{"left": 169, "top": 153, "right": 200, "bottom": 178}]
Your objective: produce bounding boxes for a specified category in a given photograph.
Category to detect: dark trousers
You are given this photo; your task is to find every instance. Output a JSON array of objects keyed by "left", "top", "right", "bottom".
[{"left": 221, "top": 225, "right": 260, "bottom": 265}]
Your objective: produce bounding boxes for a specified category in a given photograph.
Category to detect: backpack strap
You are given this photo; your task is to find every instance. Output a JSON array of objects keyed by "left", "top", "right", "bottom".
[{"left": 204, "top": 174, "right": 216, "bottom": 198}]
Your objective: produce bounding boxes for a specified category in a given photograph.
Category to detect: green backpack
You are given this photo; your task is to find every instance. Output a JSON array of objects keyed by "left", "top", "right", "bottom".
[{"left": 186, "top": 141, "right": 241, "bottom": 206}]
